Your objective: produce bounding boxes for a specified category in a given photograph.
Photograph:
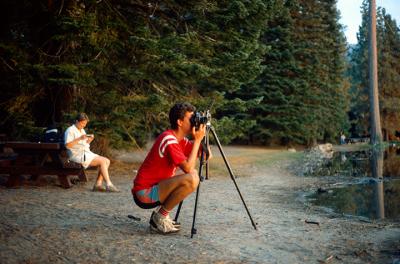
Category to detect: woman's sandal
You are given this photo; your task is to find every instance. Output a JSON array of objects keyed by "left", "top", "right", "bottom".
[
  {"left": 105, "top": 185, "right": 120, "bottom": 192},
  {"left": 92, "top": 185, "right": 106, "bottom": 192}
]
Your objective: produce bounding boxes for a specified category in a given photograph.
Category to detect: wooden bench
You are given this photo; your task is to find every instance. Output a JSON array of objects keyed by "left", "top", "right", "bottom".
[{"left": 0, "top": 142, "right": 88, "bottom": 188}]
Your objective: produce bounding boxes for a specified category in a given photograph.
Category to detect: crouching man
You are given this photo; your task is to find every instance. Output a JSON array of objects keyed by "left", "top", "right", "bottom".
[{"left": 132, "top": 102, "right": 206, "bottom": 234}]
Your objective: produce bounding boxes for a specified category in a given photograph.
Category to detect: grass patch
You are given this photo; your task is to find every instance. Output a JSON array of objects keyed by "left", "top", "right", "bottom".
[
  {"left": 252, "top": 151, "right": 303, "bottom": 167},
  {"left": 206, "top": 147, "right": 304, "bottom": 178}
]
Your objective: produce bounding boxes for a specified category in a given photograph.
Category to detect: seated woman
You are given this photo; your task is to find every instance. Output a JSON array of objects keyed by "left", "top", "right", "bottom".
[{"left": 64, "top": 113, "right": 119, "bottom": 192}]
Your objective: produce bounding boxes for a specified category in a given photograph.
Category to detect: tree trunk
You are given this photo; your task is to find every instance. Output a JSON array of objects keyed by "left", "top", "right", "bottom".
[{"left": 368, "top": 0, "right": 383, "bottom": 144}]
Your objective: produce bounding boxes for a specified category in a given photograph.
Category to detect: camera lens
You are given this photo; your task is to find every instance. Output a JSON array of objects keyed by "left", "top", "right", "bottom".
[{"left": 190, "top": 110, "right": 211, "bottom": 129}]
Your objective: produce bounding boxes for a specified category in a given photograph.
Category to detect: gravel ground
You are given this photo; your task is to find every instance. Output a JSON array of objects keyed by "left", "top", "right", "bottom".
[{"left": 0, "top": 146, "right": 399, "bottom": 263}]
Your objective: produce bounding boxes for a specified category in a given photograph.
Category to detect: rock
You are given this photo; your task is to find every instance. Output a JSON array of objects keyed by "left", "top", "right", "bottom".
[
  {"left": 314, "top": 143, "right": 334, "bottom": 158},
  {"left": 316, "top": 143, "right": 333, "bottom": 153},
  {"left": 291, "top": 143, "right": 335, "bottom": 176}
]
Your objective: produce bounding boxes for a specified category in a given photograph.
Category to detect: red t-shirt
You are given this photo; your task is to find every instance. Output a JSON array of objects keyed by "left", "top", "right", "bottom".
[{"left": 132, "top": 130, "right": 193, "bottom": 194}]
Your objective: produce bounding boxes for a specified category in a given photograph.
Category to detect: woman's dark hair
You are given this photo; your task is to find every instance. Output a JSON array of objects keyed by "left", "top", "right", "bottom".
[
  {"left": 75, "top": 113, "right": 89, "bottom": 122},
  {"left": 169, "top": 102, "right": 195, "bottom": 129}
]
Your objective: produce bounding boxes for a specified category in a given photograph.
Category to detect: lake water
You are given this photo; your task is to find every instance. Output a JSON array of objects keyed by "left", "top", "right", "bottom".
[{"left": 307, "top": 145, "right": 400, "bottom": 220}]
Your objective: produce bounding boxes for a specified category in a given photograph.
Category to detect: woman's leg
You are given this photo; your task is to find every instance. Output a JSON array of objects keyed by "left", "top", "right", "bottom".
[{"left": 89, "top": 156, "right": 112, "bottom": 186}]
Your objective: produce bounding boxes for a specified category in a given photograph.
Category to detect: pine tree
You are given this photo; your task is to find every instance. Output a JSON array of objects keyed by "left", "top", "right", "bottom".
[
  {"left": 293, "top": 0, "right": 348, "bottom": 145},
  {"left": 238, "top": 0, "right": 348, "bottom": 146},
  {"left": 348, "top": 1, "right": 370, "bottom": 137},
  {"left": 0, "top": 0, "right": 270, "bottom": 146},
  {"left": 349, "top": 1, "right": 400, "bottom": 140},
  {"left": 377, "top": 9, "right": 400, "bottom": 140}
]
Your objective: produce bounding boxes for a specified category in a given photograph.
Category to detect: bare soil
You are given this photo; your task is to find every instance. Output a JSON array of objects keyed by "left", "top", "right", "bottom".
[{"left": 0, "top": 146, "right": 399, "bottom": 263}]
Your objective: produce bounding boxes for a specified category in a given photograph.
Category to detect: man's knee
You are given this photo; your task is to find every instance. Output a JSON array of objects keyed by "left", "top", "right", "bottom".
[
  {"left": 189, "top": 169, "right": 198, "bottom": 177},
  {"left": 187, "top": 170, "right": 199, "bottom": 190}
]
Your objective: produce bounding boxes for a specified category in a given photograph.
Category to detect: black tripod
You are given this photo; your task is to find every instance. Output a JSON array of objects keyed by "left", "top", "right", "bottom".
[{"left": 174, "top": 123, "right": 258, "bottom": 238}]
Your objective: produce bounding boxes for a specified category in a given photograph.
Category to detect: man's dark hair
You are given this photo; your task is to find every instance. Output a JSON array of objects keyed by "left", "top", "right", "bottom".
[{"left": 169, "top": 102, "right": 196, "bottom": 129}]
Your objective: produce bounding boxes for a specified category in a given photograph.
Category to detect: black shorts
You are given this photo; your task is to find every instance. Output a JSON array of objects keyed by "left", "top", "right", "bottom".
[{"left": 133, "top": 193, "right": 161, "bottom": 209}]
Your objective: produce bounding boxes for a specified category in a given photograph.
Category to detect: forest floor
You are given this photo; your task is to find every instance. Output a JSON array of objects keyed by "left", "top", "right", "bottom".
[{"left": 0, "top": 145, "right": 399, "bottom": 263}]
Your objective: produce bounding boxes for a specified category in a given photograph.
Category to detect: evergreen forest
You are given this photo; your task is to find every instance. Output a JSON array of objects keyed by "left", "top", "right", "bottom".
[{"left": 1, "top": 0, "right": 399, "bottom": 150}]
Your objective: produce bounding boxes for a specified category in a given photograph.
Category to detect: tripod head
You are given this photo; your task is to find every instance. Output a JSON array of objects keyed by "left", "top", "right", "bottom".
[
  {"left": 190, "top": 109, "right": 212, "bottom": 130},
  {"left": 191, "top": 109, "right": 212, "bottom": 180}
]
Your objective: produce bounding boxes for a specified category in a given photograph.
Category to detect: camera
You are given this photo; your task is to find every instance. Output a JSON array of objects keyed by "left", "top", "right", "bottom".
[{"left": 190, "top": 110, "right": 211, "bottom": 129}]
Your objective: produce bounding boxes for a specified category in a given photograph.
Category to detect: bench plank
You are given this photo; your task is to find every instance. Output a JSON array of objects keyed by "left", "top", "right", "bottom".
[{"left": 0, "top": 141, "right": 90, "bottom": 188}]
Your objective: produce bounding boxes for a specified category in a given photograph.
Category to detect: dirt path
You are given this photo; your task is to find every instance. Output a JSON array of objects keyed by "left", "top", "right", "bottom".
[{"left": 0, "top": 146, "right": 399, "bottom": 263}]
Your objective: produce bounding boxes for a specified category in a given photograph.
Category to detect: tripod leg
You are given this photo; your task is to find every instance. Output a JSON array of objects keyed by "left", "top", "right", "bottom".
[
  {"left": 209, "top": 126, "right": 258, "bottom": 230},
  {"left": 191, "top": 182, "right": 201, "bottom": 238},
  {"left": 190, "top": 147, "right": 207, "bottom": 238},
  {"left": 174, "top": 201, "right": 183, "bottom": 222}
]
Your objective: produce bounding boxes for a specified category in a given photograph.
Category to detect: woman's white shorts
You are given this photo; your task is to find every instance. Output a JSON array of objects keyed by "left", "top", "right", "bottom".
[{"left": 70, "top": 150, "right": 99, "bottom": 169}]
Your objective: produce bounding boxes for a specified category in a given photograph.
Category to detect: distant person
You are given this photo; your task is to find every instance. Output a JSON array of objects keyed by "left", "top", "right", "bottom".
[
  {"left": 64, "top": 113, "right": 119, "bottom": 192},
  {"left": 340, "top": 133, "right": 346, "bottom": 145},
  {"left": 132, "top": 102, "right": 210, "bottom": 234}
]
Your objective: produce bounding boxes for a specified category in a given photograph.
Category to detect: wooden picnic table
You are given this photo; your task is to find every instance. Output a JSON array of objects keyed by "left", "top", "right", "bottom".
[{"left": 0, "top": 141, "right": 88, "bottom": 188}]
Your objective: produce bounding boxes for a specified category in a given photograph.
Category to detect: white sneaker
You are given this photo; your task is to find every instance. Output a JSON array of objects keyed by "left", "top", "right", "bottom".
[
  {"left": 166, "top": 214, "right": 181, "bottom": 228},
  {"left": 150, "top": 211, "right": 180, "bottom": 234},
  {"left": 149, "top": 211, "right": 181, "bottom": 228}
]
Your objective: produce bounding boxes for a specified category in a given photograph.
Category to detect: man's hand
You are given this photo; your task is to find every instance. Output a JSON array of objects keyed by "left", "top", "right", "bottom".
[
  {"left": 192, "top": 124, "right": 206, "bottom": 142},
  {"left": 180, "top": 124, "right": 206, "bottom": 173}
]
